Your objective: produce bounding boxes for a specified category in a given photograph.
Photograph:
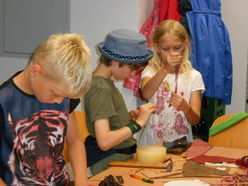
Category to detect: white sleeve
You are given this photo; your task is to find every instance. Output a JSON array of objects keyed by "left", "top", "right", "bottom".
[
  {"left": 191, "top": 70, "right": 205, "bottom": 94},
  {"left": 141, "top": 66, "right": 155, "bottom": 79}
]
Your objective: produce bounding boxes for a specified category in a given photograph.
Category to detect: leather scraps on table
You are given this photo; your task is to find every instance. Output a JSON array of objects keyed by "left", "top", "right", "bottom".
[
  {"left": 183, "top": 161, "right": 229, "bottom": 177},
  {"left": 221, "top": 174, "right": 248, "bottom": 185},
  {"left": 236, "top": 155, "right": 248, "bottom": 169},
  {"left": 141, "top": 160, "right": 229, "bottom": 179},
  {"left": 191, "top": 154, "right": 236, "bottom": 164},
  {"left": 185, "top": 139, "right": 213, "bottom": 159},
  {"left": 98, "top": 175, "right": 123, "bottom": 186}
]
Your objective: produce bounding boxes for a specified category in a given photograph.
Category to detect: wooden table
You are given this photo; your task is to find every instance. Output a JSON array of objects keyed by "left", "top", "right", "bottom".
[{"left": 88, "top": 146, "right": 248, "bottom": 185}]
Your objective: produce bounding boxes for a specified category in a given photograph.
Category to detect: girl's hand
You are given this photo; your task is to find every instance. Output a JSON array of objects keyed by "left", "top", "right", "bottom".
[
  {"left": 165, "top": 54, "right": 182, "bottom": 70},
  {"left": 169, "top": 91, "right": 190, "bottom": 113}
]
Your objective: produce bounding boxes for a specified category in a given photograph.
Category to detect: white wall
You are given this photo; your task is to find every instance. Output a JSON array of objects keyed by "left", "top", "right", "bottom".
[
  {"left": 0, "top": 57, "right": 27, "bottom": 83},
  {"left": 0, "top": 0, "right": 140, "bottom": 111},
  {"left": 70, "top": 0, "right": 139, "bottom": 111},
  {"left": 221, "top": 0, "right": 248, "bottom": 113},
  {"left": 0, "top": 0, "right": 247, "bottom": 113}
]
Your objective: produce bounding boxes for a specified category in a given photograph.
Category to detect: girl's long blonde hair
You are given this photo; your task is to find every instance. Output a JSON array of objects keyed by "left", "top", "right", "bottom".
[{"left": 149, "top": 20, "right": 193, "bottom": 74}]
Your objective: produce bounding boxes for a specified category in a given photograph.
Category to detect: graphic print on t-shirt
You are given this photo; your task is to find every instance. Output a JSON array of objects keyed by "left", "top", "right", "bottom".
[{"left": 7, "top": 110, "right": 69, "bottom": 185}]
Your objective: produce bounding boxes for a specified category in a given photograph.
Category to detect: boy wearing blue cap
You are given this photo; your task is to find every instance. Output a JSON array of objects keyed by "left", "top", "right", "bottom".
[{"left": 84, "top": 29, "right": 156, "bottom": 175}]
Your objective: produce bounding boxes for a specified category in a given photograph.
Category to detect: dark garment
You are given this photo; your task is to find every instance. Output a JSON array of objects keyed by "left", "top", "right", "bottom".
[
  {"left": 178, "top": 0, "right": 192, "bottom": 35},
  {"left": 85, "top": 136, "right": 137, "bottom": 167},
  {"left": 186, "top": 0, "right": 232, "bottom": 104},
  {"left": 0, "top": 71, "right": 79, "bottom": 185},
  {"left": 85, "top": 136, "right": 115, "bottom": 167}
]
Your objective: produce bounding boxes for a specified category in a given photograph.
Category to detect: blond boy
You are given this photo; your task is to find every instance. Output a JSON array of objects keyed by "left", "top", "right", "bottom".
[{"left": 0, "top": 33, "right": 91, "bottom": 186}]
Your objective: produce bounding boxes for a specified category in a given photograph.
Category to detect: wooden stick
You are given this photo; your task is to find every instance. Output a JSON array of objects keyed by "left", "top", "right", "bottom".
[{"left": 107, "top": 161, "right": 168, "bottom": 169}]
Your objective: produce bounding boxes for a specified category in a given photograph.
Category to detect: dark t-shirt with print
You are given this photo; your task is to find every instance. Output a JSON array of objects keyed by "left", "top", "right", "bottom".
[{"left": 0, "top": 72, "right": 79, "bottom": 185}]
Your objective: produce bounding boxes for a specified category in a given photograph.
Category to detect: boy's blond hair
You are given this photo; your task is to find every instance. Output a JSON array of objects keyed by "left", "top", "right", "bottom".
[
  {"left": 149, "top": 20, "right": 193, "bottom": 74},
  {"left": 30, "top": 33, "right": 92, "bottom": 97}
]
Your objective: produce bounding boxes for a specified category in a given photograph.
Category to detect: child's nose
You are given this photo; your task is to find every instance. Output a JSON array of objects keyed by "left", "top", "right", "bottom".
[{"left": 169, "top": 49, "right": 180, "bottom": 56}]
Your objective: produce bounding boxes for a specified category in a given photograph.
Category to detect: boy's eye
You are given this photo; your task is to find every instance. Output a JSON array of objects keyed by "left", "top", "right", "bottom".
[{"left": 52, "top": 94, "right": 62, "bottom": 98}]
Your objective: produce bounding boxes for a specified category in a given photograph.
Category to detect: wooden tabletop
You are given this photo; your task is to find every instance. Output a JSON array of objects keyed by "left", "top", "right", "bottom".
[{"left": 88, "top": 146, "right": 248, "bottom": 186}]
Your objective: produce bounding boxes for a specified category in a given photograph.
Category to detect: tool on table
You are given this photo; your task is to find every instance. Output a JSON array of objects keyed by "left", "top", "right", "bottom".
[
  {"left": 107, "top": 161, "right": 171, "bottom": 169},
  {"left": 165, "top": 158, "right": 173, "bottom": 172},
  {"left": 163, "top": 157, "right": 172, "bottom": 163},
  {"left": 141, "top": 171, "right": 182, "bottom": 179},
  {"left": 129, "top": 174, "right": 154, "bottom": 184}
]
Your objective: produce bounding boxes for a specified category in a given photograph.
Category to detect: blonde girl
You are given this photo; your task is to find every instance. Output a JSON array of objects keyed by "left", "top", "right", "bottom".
[{"left": 138, "top": 20, "right": 205, "bottom": 146}]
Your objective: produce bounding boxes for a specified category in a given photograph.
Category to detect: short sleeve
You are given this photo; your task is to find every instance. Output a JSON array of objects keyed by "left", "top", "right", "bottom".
[
  {"left": 86, "top": 89, "right": 117, "bottom": 122},
  {"left": 69, "top": 98, "right": 80, "bottom": 113},
  {"left": 191, "top": 70, "right": 205, "bottom": 94},
  {"left": 141, "top": 66, "right": 156, "bottom": 79}
]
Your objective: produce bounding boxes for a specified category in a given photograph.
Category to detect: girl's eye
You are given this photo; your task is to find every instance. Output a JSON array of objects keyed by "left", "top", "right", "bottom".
[{"left": 175, "top": 46, "right": 182, "bottom": 50}]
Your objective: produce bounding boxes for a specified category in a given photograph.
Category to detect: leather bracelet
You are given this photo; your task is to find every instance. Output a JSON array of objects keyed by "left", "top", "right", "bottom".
[
  {"left": 130, "top": 120, "right": 142, "bottom": 131},
  {"left": 126, "top": 120, "right": 141, "bottom": 134}
]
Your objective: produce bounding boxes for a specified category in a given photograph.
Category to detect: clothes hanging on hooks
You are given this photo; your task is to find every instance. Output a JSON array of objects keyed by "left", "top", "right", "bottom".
[{"left": 186, "top": 0, "right": 233, "bottom": 104}]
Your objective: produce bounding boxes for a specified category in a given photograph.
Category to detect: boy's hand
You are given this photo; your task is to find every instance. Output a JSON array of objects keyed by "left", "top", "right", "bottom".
[
  {"left": 135, "top": 102, "right": 156, "bottom": 127},
  {"left": 129, "top": 109, "right": 139, "bottom": 120}
]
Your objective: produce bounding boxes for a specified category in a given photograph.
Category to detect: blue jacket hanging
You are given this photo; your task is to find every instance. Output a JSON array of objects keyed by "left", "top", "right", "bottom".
[{"left": 186, "top": 0, "right": 233, "bottom": 104}]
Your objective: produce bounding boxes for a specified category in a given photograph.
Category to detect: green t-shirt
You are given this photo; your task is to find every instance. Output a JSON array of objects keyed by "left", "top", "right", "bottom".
[{"left": 84, "top": 76, "right": 136, "bottom": 149}]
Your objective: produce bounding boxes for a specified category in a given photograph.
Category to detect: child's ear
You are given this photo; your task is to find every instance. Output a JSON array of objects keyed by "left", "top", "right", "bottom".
[
  {"left": 112, "top": 61, "right": 119, "bottom": 67},
  {"left": 153, "top": 43, "right": 159, "bottom": 53},
  {"left": 181, "top": 41, "right": 188, "bottom": 53},
  {"left": 30, "top": 63, "right": 42, "bottom": 78},
  {"left": 183, "top": 40, "right": 189, "bottom": 48}
]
